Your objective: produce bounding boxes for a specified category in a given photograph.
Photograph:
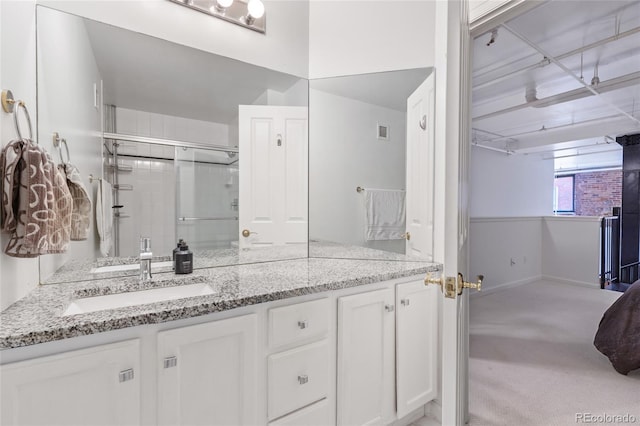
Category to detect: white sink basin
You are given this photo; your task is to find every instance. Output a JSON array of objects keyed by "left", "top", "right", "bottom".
[
  {"left": 90, "top": 260, "right": 174, "bottom": 274},
  {"left": 63, "top": 283, "right": 216, "bottom": 316}
]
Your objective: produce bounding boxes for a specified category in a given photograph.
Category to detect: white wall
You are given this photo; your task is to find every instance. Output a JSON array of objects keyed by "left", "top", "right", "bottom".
[
  {"left": 37, "top": 6, "right": 104, "bottom": 282},
  {"left": 116, "top": 108, "right": 231, "bottom": 147},
  {"left": 308, "top": 0, "right": 435, "bottom": 78},
  {"left": 309, "top": 89, "right": 406, "bottom": 253},
  {"left": 38, "top": 0, "right": 309, "bottom": 78},
  {"left": 0, "top": 0, "right": 39, "bottom": 310},
  {"left": 469, "top": 217, "right": 543, "bottom": 293},
  {"left": 542, "top": 216, "right": 601, "bottom": 288},
  {"left": 470, "top": 216, "right": 602, "bottom": 294},
  {"left": 470, "top": 146, "right": 554, "bottom": 217}
]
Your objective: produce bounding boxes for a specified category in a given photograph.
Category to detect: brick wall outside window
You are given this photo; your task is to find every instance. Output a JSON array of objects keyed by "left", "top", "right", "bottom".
[{"left": 574, "top": 170, "right": 622, "bottom": 216}]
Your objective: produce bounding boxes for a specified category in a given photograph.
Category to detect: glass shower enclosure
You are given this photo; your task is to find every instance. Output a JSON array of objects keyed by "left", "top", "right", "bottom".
[
  {"left": 175, "top": 147, "right": 239, "bottom": 251},
  {"left": 104, "top": 134, "right": 239, "bottom": 257}
]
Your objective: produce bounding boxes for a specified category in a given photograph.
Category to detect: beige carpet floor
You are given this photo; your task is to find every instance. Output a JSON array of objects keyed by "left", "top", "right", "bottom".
[{"left": 469, "top": 280, "right": 640, "bottom": 426}]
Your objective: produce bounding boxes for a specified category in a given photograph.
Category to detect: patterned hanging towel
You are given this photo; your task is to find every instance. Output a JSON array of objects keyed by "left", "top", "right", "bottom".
[
  {"left": 0, "top": 139, "right": 73, "bottom": 257},
  {"left": 61, "top": 163, "right": 92, "bottom": 240}
]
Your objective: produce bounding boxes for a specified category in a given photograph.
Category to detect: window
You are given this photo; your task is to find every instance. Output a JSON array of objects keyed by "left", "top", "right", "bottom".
[{"left": 554, "top": 174, "right": 575, "bottom": 214}]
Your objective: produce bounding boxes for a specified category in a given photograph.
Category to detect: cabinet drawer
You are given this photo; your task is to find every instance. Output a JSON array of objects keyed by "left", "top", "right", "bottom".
[
  {"left": 269, "top": 398, "right": 332, "bottom": 426},
  {"left": 268, "top": 298, "right": 329, "bottom": 348},
  {"left": 268, "top": 339, "right": 329, "bottom": 420}
]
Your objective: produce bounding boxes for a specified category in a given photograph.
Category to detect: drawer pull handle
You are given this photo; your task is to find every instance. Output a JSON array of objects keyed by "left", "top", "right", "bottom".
[
  {"left": 119, "top": 369, "right": 134, "bottom": 382},
  {"left": 401, "top": 299, "right": 410, "bottom": 306},
  {"left": 385, "top": 304, "right": 395, "bottom": 312},
  {"left": 164, "top": 356, "right": 178, "bottom": 369},
  {"left": 297, "top": 320, "right": 308, "bottom": 329},
  {"left": 298, "top": 374, "right": 309, "bottom": 385}
]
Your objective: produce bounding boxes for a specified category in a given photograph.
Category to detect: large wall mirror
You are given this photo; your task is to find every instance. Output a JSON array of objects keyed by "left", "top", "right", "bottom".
[
  {"left": 309, "top": 68, "right": 434, "bottom": 261},
  {"left": 37, "top": 6, "right": 309, "bottom": 284}
]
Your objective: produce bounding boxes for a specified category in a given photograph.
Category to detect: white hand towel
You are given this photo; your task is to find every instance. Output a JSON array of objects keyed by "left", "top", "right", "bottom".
[
  {"left": 364, "top": 189, "right": 406, "bottom": 241},
  {"left": 62, "top": 163, "right": 92, "bottom": 241},
  {"left": 96, "top": 180, "right": 113, "bottom": 256}
]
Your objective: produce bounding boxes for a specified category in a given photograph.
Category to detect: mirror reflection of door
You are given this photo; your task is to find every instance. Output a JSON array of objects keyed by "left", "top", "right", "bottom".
[
  {"left": 308, "top": 68, "right": 433, "bottom": 260},
  {"left": 405, "top": 74, "right": 435, "bottom": 260},
  {"left": 239, "top": 106, "right": 308, "bottom": 248}
]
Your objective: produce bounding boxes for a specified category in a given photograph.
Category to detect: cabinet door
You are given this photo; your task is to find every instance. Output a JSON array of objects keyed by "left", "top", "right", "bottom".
[
  {"left": 396, "top": 281, "right": 438, "bottom": 419},
  {"left": 157, "top": 314, "right": 258, "bottom": 426},
  {"left": 1, "top": 340, "right": 140, "bottom": 426},
  {"left": 337, "top": 288, "right": 395, "bottom": 426}
]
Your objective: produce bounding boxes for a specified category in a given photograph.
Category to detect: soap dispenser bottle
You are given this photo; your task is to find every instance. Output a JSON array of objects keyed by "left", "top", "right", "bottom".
[
  {"left": 175, "top": 241, "right": 193, "bottom": 274},
  {"left": 172, "top": 239, "right": 185, "bottom": 270}
]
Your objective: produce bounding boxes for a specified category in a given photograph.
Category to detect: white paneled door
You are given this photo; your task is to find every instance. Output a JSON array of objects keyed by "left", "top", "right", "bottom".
[
  {"left": 405, "top": 73, "right": 435, "bottom": 259},
  {"left": 337, "top": 289, "right": 395, "bottom": 426},
  {"left": 396, "top": 281, "right": 438, "bottom": 419},
  {"left": 239, "top": 106, "right": 308, "bottom": 248},
  {"left": 157, "top": 314, "right": 258, "bottom": 426},
  {"left": 0, "top": 340, "right": 140, "bottom": 426}
]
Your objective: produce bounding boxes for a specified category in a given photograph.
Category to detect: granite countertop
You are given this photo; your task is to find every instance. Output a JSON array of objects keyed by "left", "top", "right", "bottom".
[{"left": 0, "top": 253, "right": 441, "bottom": 349}]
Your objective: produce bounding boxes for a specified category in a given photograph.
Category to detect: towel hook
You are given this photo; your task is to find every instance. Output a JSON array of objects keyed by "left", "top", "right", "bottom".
[
  {"left": 53, "top": 132, "right": 70, "bottom": 164},
  {"left": 2, "top": 90, "right": 34, "bottom": 142}
]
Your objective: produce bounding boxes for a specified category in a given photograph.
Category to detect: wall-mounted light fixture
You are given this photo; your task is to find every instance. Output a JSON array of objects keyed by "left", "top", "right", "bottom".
[{"left": 169, "top": 0, "right": 266, "bottom": 34}]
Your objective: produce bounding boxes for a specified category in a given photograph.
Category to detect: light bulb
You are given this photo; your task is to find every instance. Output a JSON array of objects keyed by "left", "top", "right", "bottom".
[
  {"left": 211, "top": 0, "right": 233, "bottom": 13},
  {"left": 247, "top": 0, "right": 265, "bottom": 19}
]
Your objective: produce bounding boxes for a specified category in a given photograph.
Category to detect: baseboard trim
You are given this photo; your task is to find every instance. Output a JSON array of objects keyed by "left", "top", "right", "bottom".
[
  {"left": 471, "top": 276, "right": 541, "bottom": 298},
  {"left": 391, "top": 405, "right": 428, "bottom": 426},
  {"left": 426, "top": 399, "right": 442, "bottom": 423},
  {"left": 541, "top": 275, "right": 600, "bottom": 289}
]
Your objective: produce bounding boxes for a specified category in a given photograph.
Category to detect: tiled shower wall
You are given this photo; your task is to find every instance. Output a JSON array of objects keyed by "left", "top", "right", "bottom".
[{"left": 112, "top": 108, "right": 238, "bottom": 257}]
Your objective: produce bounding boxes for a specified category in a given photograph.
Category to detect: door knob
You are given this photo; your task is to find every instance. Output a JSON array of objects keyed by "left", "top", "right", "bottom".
[
  {"left": 401, "top": 232, "right": 411, "bottom": 241},
  {"left": 424, "top": 273, "right": 443, "bottom": 289},
  {"left": 457, "top": 273, "right": 483, "bottom": 295},
  {"left": 242, "top": 229, "right": 258, "bottom": 238}
]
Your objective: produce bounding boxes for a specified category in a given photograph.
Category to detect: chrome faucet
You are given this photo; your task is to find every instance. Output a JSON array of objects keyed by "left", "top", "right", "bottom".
[{"left": 139, "top": 237, "right": 152, "bottom": 281}]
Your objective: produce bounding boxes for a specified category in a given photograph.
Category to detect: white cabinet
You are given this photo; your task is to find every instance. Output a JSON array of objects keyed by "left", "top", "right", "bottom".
[
  {"left": 268, "top": 339, "right": 329, "bottom": 420},
  {"left": 337, "top": 281, "right": 438, "bottom": 426},
  {"left": 0, "top": 340, "right": 140, "bottom": 426},
  {"left": 268, "top": 298, "right": 329, "bottom": 349},
  {"left": 337, "top": 288, "right": 395, "bottom": 426},
  {"left": 157, "top": 314, "right": 258, "bottom": 426},
  {"left": 396, "top": 281, "right": 438, "bottom": 418}
]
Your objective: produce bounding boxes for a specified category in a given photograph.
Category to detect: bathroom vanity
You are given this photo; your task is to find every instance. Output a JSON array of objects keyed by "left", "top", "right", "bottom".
[
  {"left": 0, "top": 249, "right": 441, "bottom": 426},
  {"left": 0, "top": 6, "right": 445, "bottom": 425}
]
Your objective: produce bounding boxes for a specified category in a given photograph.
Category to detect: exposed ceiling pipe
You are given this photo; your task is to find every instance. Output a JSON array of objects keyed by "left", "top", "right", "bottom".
[
  {"left": 522, "top": 140, "right": 620, "bottom": 156},
  {"left": 501, "top": 23, "right": 640, "bottom": 126},
  {"left": 476, "top": 113, "right": 629, "bottom": 144},
  {"left": 541, "top": 148, "right": 622, "bottom": 161},
  {"left": 474, "top": 25, "right": 640, "bottom": 91},
  {"left": 473, "top": 71, "right": 640, "bottom": 121},
  {"left": 473, "top": 27, "right": 640, "bottom": 90},
  {"left": 472, "top": 127, "right": 517, "bottom": 144},
  {"left": 472, "top": 143, "right": 515, "bottom": 155}
]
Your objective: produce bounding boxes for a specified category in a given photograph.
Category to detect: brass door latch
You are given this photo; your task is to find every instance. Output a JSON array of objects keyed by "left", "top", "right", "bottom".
[
  {"left": 425, "top": 272, "right": 484, "bottom": 298},
  {"left": 457, "top": 273, "right": 483, "bottom": 295}
]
